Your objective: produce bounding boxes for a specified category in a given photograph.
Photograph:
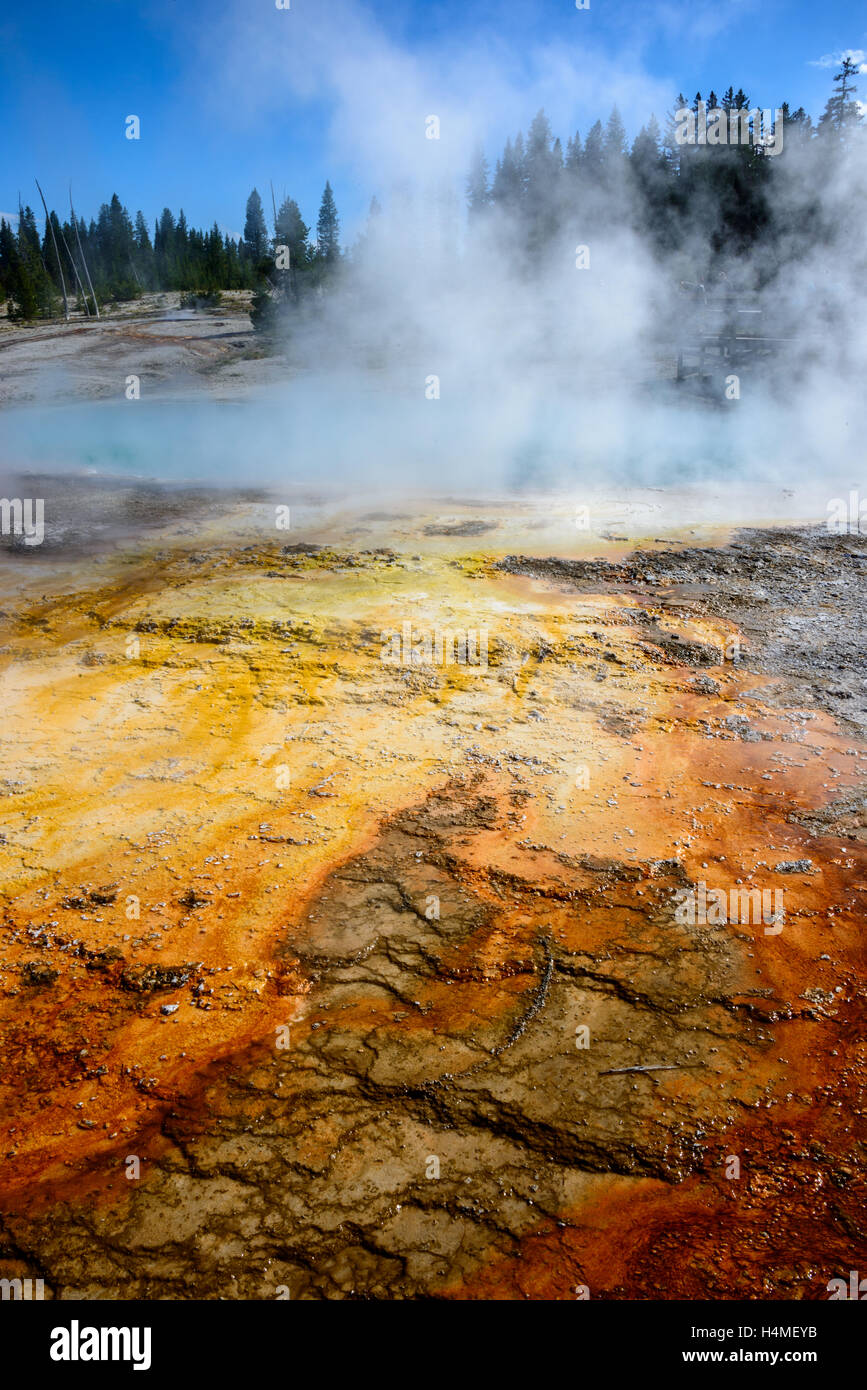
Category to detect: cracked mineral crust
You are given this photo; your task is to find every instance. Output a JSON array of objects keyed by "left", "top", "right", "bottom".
[{"left": 0, "top": 496, "right": 864, "bottom": 1299}]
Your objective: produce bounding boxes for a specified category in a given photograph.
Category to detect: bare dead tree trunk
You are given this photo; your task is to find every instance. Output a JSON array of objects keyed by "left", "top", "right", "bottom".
[
  {"left": 35, "top": 179, "right": 69, "bottom": 320},
  {"left": 70, "top": 186, "right": 100, "bottom": 319},
  {"left": 57, "top": 220, "right": 90, "bottom": 315}
]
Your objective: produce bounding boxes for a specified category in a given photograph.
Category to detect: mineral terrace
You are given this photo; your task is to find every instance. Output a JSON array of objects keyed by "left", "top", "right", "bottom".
[{"left": 0, "top": 486, "right": 864, "bottom": 1299}]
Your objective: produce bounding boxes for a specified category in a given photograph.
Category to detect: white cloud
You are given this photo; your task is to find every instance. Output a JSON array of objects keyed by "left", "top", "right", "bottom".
[
  {"left": 191, "top": 0, "right": 674, "bottom": 221},
  {"left": 810, "top": 49, "right": 867, "bottom": 72}
]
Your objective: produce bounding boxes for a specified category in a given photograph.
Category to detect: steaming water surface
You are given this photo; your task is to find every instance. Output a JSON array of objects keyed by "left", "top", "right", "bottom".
[{"left": 1, "top": 371, "right": 849, "bottom": 494}]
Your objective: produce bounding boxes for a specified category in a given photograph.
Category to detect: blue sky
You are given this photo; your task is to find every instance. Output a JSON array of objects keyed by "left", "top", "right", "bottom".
[{"left": 1, "top": 0, "right": 863, "bottom": 243}]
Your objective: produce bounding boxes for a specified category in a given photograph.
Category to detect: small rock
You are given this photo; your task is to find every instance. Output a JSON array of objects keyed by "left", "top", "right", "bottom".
[{"left": 21, "top": 961, "right": 58, "bottom": 986}]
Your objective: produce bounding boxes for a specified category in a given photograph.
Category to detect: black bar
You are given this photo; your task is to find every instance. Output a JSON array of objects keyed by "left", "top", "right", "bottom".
[{"left": 2, "top": 1297, "right": 860, "bottom": 1378}]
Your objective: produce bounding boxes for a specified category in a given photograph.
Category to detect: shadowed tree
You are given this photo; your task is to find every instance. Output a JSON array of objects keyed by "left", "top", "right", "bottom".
[
  {"left": 275, "top": 196, "right": 311, "bottom": 267},
  {"left": 818, "top": 57, "right": 863, "bottom": 143},
  {"left": 524, "top": 109, "right": 561, "bottom": 251},
  {"left": 603, "top": 106, "right": 628, "bottom": 170},
  {"left": 565, "top": 130, "right": 582, "bottom": 172},
  {"left": 491, "top": 136, "right": 524, "bottom": 212},
  {"left": 316, "top": 181, "right": 341, "bottom": 263},
  {"left": 466, "top": 143, "right": 491, "bottom": 217},
  {"left": 582, "top": 120, "right": 605, "bottom": 180},
  {"left": 243, "top": 188, "right": 269, "bottom": 262},
  {"left": 4, "top": 206, "right": 55, "bottom": 318}
]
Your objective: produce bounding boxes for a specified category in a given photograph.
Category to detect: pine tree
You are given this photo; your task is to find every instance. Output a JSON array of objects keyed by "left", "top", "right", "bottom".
[
  {"left": 203, "top": 222, "right": 228, "bottom": 292},
  {"left": 631, "top": 123, "right": 658, "bottom": 166},
  {"left": 275, "top": 196, "right": 311, "bottom": 267},
  {"left": 513, "top": 133, "right": 527, "bottom": 198},
  {"left": 524, "top": 110, "right": 560, "bottom": 250},
  {"left": 92, "top": 194, "right": 138, "bottom": 299},
  {"left": 662, "top": 96, "right": 689, "bottom": 173},
  {"left": 134, "top": 211, "right": 155, "bottom": 288},
  {"left": 603, "top": 106, "right": 628, "bottom": 167},
  {"left": 18, "top": 205, "right": 41, "bottom": 258},
  {"left": 582, "top": 120, "right": 605, "bottom": 178},
  {"left": 0, "top": 217, "right": 16, "bottom": 303},
  {"left": 134, "top": 210, "right": 152, "bottom": 254},
  {"left": 41, "top": 211, "right": 67, "bottom": 294},
  {"left": 175, "top": 209, "right": 190, "bottom": 286},
  {"left": 155, "top": 208, "right": 176, "bottom": 285},
  {"left": 492, "top": 132, "right": 529, "bottom": 214},
  {"left": 818, "top": 57, "right": 863, "bottom": 142},
  {"left": 630, "top": 114, "right": 675, "bottom": 248},
  {"left": 243, "top": 189, "right": 269, "bottom": 262},
  {"left": 781, "top": 104, "right": 813, "bottom": 143},
  {"left": 565, "top": 131, "right": 582, "bottom": 171},
  {"left": 526, "top": 111, "right": 557, "bottom": 180},
  {"left": 466, "top": 144, "right": 491, "bottom": 216},
  {"left": 491, "top": 138, "right": 516, "bottom": 207},
  {"left": 315, "top": 181, "right": 340, "bottom": 262},
  {"left": 15, "top": 205, "right": 55, "bottom": 317}
]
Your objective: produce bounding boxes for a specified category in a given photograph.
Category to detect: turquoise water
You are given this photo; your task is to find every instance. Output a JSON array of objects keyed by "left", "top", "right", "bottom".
[{"left": 0, "top": 374, "right": 837, "bottom": 490}]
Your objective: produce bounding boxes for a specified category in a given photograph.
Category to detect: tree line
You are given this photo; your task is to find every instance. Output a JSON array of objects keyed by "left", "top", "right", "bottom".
[
  {"left": 0, "top": 59, "right": 861, "bottom": 325},
  {"left": 0, "top": 181, "right": 342, "bottom": 321},
  {"left": 465, "top": 60, "right": 862, "bottom": 262}
]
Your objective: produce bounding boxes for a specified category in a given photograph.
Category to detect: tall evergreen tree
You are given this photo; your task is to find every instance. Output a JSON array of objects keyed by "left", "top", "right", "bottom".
[
  {"left": 565, "top": 130, "right": 582, "bottom": 171},
  {"left": 818, "top": 57, "right": 863, "bottom": 141},
  {"left": 134, "top": 210, "right": 152, "bottom": 254},
  {"left": 603, "top": 106, "right": 628, "bottom": 167},
  {"left": 13, "top": 205, "right": 56, "bottom": 317},
  {"left": 0, "top": 217, "right": 16, "bottom": 303},
  {"left": 466, "top": 144, "right": 491, "bottom": 217},
  {"left": 781, "top": 104, "right": 813, "bottom": 144},
  {"left": 41, "top": 210, "right": 67, "bottom": 294},
  {"left": 524, "top": 110, "right": 560, "bottom": 249},
  {"left": 133, "top": 211, "right": 155, "bottom": 287},
  {"left": 315, "top": 181, "right": 340, "bottom": 262},
  {"left": 243, "top": 189, "right": 269, "bottom": 262},
  {"left": 582, "top": 120, "right": 605, "bottom": 179},
  {"left": 492, "top": 135, "right": 526, "bottom": 211},
  {"left": 275, "top": 196, "right": 311, "bottom": 267}
]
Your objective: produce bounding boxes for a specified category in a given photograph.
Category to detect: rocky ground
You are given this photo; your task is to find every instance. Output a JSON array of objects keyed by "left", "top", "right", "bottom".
[
  {"left": 0, "top": 487, "right": 864, "bottom": 1299},
  {"left": 0, "top": 292, "right": 284, "bottom": 405}
]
